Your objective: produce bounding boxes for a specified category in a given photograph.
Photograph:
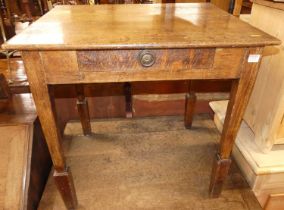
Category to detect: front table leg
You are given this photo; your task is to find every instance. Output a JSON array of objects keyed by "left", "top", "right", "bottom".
[
  {"left": 54, "top": 167, "right": 78, "bottom": 209},
  {"left": 209, "top": 48, "right": 263, "bottom": 197},
  {"left": 22, "top": 52, "right": 78, "bottom": 209}
]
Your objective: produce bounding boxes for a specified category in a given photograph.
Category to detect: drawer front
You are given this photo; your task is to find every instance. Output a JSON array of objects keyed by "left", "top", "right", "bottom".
[
  {"left": 77, "top": 49, "right": 215, "bottom": 72},
  {"left": 41, "top": 48, "right": 246, "bottom": 84}
]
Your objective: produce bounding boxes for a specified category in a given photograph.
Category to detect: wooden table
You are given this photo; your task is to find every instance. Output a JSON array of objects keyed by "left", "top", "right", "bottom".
[{"left": 3, "top": 3, "right": 280, "bottom": 210}]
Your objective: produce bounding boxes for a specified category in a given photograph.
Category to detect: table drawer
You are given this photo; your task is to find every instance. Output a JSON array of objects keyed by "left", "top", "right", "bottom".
[
  {"left": 77, "top": 49, "right": 216, "bottom": 72},
  {"left": 41, "top": 48, "right": 246, "bottom": 84}
]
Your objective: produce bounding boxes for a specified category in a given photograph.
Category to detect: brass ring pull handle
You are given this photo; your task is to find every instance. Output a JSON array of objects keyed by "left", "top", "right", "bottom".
[{"left": 139, "top": 50, "right": 156, "bottom": 67}]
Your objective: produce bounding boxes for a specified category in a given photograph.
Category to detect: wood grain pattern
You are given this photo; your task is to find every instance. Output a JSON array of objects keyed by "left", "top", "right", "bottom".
[
  {"left": 191, "top": 48, "right": 215, "bottom": 69},
  {"left": 209, "top": 47, "right": 264, "bottom": 197},
  {"left": 0, "top": 125, "right": 32, "bottom": 210},
  {"left": 243, "top": 2, "right": 284, "bottom": 151},
  {"left": 77, "top": 48, "right": 216, "bottom": 72},
  {"left": 2, "top": 4, "right": 280, "bottom": 51},
  {"left": 45, "top": 48, "right": 245, "bottom": 84},
  {"left": 21, "top": 51, "right": 65, "bottom": 171},
  {"left": 21, "top": 52, "right": 78, "bottom": 208},
  {"left": 5, "top": 3, "right": 279, "bottom": 209},
  {"left": 77, "top": 49, "right": 195, "bottom": 72},
  {"left": 219, "top": 48, "right": 263, "bottom": 158},
  {"left": 40, "top": 51, "right": 82, "bottom": 83},
  {"left": 0, "top": 91, "right": 51, "bottom": 210}
]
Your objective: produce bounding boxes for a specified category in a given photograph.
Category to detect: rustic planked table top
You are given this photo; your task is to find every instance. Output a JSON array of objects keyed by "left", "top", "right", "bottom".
[
  {"left": 2, "top": 3, "right": 280, "bottom": 210},
  {"left": 3, "top": 3, "right": 279, "bottom": 50}
]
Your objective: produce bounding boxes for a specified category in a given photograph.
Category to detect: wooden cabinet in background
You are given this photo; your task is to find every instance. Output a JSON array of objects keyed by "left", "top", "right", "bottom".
[
  {"left": 0, "top": 75, "right": 52, "bottom": 210},
  {"left": 243, "top": 0, "right": 284, "bottom": 152},
  {"left": 210, "top": 2, "right": 284, "bottom": 209}
]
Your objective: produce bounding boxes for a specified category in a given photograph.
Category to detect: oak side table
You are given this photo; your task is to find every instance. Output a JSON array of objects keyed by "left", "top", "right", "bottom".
[{"left": 3, "top": 3, "right": 280, "bottom": 210}]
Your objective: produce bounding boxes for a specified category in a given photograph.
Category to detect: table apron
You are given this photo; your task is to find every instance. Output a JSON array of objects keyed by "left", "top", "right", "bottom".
[{"left": 39, "top": 47, "right": 247, "bottom": 84}]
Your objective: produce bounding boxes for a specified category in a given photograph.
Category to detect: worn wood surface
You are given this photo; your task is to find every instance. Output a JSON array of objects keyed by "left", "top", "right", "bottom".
[
  {"left": 41, "top": 51, "right": 82, "bottom": 83},
  {"left": 209, "top": 154, "right": 232, "bottom": 197},
  {"left": 77, "top": 49, "right": 215, "bottom": 72},
  {"left": 208, "top": 47, "right": 264, "bottom": 197},
  {"left": 219, "top": 48, "right": 263, "bottom": 158},
  {"left": 5, "top": 3, "right": 279, "bottom": 209},
  {"left": 2, "top": 4, "right": 280, "bottom": 51},
  {"left": 53, "top": 168, "right": 78, "bottom": 209},
  {"left": 43, "top": 48, "right": 246, "bottom": 84},
  {"left": 21, "top": 51, "right": 66, "bottom": 171},
  {"left": 0, "top": 57, "right": 231, "bottom": 124},
  {"left": 22, "top": 51, "right": 78, "bottom": 209}
]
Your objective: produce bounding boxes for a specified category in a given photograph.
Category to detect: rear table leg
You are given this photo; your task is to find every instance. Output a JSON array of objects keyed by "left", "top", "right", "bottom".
[
  {"left": 76, "top": 84, "right": 92, "bottom": 136},
  {"left": 184, "top": 81, "right": 197, "bottom": 129},
  {"left": 124, "top": 82, "right": 133, "bottom": 118}
]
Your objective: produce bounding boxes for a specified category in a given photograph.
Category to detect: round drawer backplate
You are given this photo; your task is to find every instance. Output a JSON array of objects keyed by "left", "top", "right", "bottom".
[{"left": 138, "top": 50, "right": 156, "bottom": 67}]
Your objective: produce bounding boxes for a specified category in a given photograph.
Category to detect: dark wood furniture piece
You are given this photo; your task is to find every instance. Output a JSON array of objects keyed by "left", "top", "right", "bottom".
[
  {"left": 0, "top": 73, "right": 52, "bottom": 210},
  {"left": 3, "top": 3, "right": 280, "bottom": 210}
]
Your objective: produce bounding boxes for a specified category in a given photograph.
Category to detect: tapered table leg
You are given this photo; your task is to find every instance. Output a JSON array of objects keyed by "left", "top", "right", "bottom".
[
  {"left": 209, "top": 154, "right": 232, "bottom": 197},
  {"left": 209, "top": 48, "right": 263, "bottom": 197},
  {"left": 22, "top": 52, "right": 78, "bottom": 209},
  {"left": 76, "top": 84, "right": 92, "bottom": 136},
  {"left": 54, "top": 167, "right": 78, "bottom": 209},
  {"left": 184, "top": 81, "right": 197, "bottom": 129}
]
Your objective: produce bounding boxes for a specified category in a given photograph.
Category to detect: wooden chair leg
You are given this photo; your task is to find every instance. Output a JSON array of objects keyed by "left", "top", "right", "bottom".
[
  {"left": 124, "top": 82, "right": 133, "bottom": 118},
  {"left": 184, "top": 81, "right": 196, "bottom": 129},
  {"left": 209, "top": 48, "right": 263, "bottom": 197},
  {"left": 76, "top": 84, "right": 92, "bottom": 136}
]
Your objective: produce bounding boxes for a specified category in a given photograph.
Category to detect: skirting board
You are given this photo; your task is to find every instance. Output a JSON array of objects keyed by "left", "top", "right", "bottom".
[{"left": 210, "top": 100, "right": 284, "bottom": 207}]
